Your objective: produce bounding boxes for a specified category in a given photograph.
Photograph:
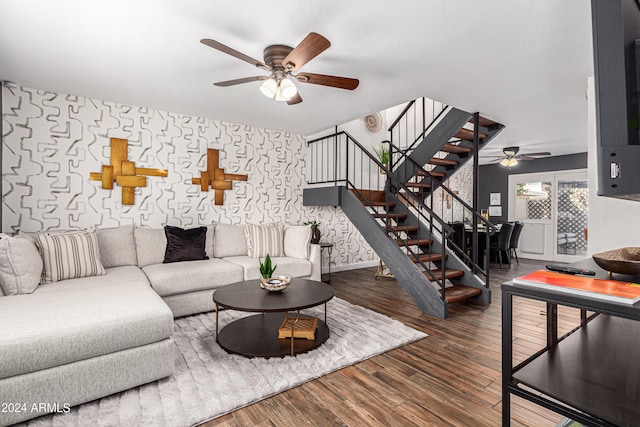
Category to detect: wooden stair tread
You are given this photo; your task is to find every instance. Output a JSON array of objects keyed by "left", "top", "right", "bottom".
[
  {"left": 369, "top": 201, "right": 396, "bottom": 208},
  {"left": 388, "top": 225, "right": 419, "bottom": 233},
  {"left": 351, "top": 188, "right": 386, "bottom": 204},
  {"left": 428, "top": 158, "right": 459, "bottom": 167},
  {"left": 423, "top": 269, "right": 465, "bottom": 281},
  {"left": 444, "top": 285, "right": 483, "bottom": 304},
  {"left": 405, "top": 182, "right": 432, "bottom": 188},
  {"left": 399, "top": 190, "right": 423, "bottom": 200},
  {"left": 416, "top": 170, "right": 447, "bottom": 178},
  {"left": 372, "top": 213, "right": 408, "bottom": 220},
  {"left": 397, "top": 239, "right": 433, "bottom": 246},
  {"left": 454, "top": 128, "right": 488, "bottom": 141},
  {"left": 409, "top": 253, "right": 446, "bottom": 263},
  {"left": 439, "top": 143, "right": 473, "bottom": 155},
  {"left": 470, "top": 116, "right": 497, "bottom": 127}
]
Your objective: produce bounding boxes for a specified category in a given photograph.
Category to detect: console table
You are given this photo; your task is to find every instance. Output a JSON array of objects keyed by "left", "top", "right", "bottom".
[{"left": 502, "top": 260, "right": 640, "bottom": 426}]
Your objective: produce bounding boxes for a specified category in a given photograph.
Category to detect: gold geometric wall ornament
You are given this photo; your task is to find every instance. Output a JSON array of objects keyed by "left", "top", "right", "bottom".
[
  {"left": 89, "top": 138, "right": 168, "bottom": 205},
  {"left": 191, "top": 148, "right": 248, "bottom": 205}
]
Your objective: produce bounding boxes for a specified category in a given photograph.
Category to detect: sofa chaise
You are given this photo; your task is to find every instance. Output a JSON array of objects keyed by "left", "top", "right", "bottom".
[{"left": 0, "top": 222, "right": 320, "bottom": 425}]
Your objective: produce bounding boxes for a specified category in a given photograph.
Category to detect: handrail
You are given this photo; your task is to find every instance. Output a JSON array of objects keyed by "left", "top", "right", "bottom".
[
  {"left": 387, "top": 100, "right": 416, "bottom": 132},
  {"left": 307, "top": 132, "right": 344, "bottom": 145},
  {"left": 388, "top": 97, "right": 448, "bottom": 154},
  {"left": 403, "top": 105, "right": 449, "bottom": 154}
]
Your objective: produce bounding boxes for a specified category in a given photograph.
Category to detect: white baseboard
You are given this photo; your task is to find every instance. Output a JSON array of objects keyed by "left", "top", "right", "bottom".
[{"left": 323, "top": 260, "right": 378, "bottom": 274}]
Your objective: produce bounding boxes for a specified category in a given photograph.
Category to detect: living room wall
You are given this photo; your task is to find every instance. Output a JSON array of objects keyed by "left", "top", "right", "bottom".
[{"left": 1, "top": 85, "right": 376, "bottom": 270}]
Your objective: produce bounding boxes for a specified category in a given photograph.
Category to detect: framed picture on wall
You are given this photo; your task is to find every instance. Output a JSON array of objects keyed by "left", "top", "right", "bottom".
[
  {"left": 489, "top": 206, "right": 502, "bottom": 217},
  {"left": 490, "top": 192, "right": 501, "bottom": 206}
]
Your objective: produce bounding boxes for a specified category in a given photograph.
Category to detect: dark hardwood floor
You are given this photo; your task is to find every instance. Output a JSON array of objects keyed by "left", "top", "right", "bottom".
[{"left": 203, "top": 259, "right": 580, "bottom": 427}]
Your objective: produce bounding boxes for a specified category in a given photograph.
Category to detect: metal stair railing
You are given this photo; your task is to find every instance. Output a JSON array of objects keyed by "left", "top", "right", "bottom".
[
  {"left": 307, "top": 131, "right": 455, "bottom": 300},
  {"left": 387, "top": 140, "right": 495, "bottom": 287},
  {"left": 388, "top": 97, "right": 448, "bottom": 160},
  {"left": 346, "top": 133, "right": 456, "bottom": 300}
]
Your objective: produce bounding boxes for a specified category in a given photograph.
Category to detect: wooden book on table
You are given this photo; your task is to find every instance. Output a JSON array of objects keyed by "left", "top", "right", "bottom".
[{"left": 513, "top": 270, "right": 640, "bottom": 305}]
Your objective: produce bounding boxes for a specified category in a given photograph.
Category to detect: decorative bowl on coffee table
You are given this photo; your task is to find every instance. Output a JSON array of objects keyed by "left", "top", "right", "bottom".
[{"left": 260, "top": 275, "right": 291, "bottom": 292}]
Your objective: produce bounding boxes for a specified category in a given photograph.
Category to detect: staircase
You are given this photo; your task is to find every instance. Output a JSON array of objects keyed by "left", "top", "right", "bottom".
[{"left": 304, "top": 98, "right": 504, "bottom": 319}]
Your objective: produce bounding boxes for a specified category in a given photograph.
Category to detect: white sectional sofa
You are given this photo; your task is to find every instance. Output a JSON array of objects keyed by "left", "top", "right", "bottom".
[{"left": 0, "top": 222, "right": 320, "bottom": 425}]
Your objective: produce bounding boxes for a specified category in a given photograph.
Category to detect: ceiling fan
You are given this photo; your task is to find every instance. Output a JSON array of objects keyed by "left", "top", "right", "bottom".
[
  {"left": 484, "top": 146, "right": 551, "bottom": 168},
  {"left": 200, "top": 32, "right": 359, "bottom": 105}
]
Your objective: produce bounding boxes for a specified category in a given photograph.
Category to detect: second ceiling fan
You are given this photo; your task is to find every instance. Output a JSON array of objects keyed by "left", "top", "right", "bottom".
[
  {"left": 201, "top": 32, "right": 359, "bottom": 105},
  {"left": 485, "top": 146, "right": 551, "bottom": 168}
]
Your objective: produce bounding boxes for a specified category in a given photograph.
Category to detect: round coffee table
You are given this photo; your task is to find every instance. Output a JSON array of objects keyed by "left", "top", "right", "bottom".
[{"left": 213, "top": 279, "right": 334, "bottom": 358}]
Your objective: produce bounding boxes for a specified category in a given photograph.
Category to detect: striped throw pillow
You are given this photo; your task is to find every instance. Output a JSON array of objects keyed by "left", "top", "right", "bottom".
[
  {"left": 244, "top": 224, "right": 284, "bottom": 258},
  {"left": 35, "top": 229, "right": 106, "bottom": 284}
]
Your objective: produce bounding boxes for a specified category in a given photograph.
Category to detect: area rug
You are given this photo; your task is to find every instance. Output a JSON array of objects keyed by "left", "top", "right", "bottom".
[{"left": 23, "top": 298, "right": 427, "bottom": 427}]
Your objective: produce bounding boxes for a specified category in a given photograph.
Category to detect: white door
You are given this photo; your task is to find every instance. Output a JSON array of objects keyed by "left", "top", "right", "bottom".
[
  {"left": 553, "top": 171, "right": 589, "bottom": 262},
  {"left": 508, "top": 169, "right": 588, "bottom": 262}
]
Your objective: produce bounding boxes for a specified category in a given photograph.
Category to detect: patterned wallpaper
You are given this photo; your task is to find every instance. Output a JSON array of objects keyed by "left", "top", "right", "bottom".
[
  {"left": 1, "top": 86, "right": 376, "bottom": 269},
  {"left": 429, "top": 161, "right": 473, "bottom": 223}
]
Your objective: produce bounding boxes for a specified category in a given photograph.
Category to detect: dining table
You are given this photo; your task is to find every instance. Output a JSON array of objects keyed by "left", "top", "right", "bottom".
[{"left": 463, "top": 223, "right": 501, "bottom": 269}]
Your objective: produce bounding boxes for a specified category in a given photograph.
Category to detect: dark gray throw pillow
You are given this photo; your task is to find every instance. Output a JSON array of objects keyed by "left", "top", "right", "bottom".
[{"left": 163, "top": 225, "right": 209, "bottom": 263}]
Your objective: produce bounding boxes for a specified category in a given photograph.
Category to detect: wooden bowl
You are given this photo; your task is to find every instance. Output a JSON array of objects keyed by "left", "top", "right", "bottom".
[
  {"left": 592, "top": 247, "right": 640, "bottom": 275},
  {"left": 260, "top": 276, "right": 292, "bottom": 292}
]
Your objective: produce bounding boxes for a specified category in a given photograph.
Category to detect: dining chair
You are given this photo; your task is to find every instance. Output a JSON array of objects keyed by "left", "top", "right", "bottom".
[
  {"left": 508, "top": 221, "right": 524, "bottom": 265},
  {"left": 490, "top": 222, "right": 514, "bottom": 269}
]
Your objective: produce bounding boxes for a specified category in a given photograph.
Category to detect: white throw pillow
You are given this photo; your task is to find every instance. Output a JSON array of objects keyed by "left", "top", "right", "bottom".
[
  {"left": 96, "top": 224, "right": 138, "bottom": 268},
  {"left": 134, "top": 226, "right": 167, "bottom": 267},
  {"left": 284, "top": 225, "right": 312, "bottom": 260},
  {"left": 214, "top": 223, "right": 247, "bottom": 258},
  {"left": 245, "top": 224, "right": 285, "bottom": 258},
  {"left": 0, "top": 233, "right": 43, "bottom": 295},
  {"left": 35, "top": 228, "right": 106, "bottom": 284}
]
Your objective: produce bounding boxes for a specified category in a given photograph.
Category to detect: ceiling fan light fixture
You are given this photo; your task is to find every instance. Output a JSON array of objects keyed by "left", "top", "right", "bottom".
[
  {"left": 260, "top": 77, "right": 296, "bottom": 102},
  {"left": 259, "top": 78, "right": 278, "bottom": 98},
  {"left": 279, "top": 77, "right": 297, "bottom": 99},
  {"left": 500, "top": 158, "right": 519, "bottom": 168}
]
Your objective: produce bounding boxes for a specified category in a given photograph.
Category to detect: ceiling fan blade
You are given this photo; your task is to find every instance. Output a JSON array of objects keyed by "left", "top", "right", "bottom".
[
  {"left": 518, "top": 155, "right": 544, "bottom": 161},
  {"left": 201, "top": 38, "right": 269, "bottom": 70},
  {"left": 296, "top": 72, "right": 359, "bottom": 90},
  {"left": 282, "top": 32, "right": 331, "bottom": 71},
  {"left": 213, "top": 76, "right": 268, "bottom": 87},
  {"left": 520, "top": 152, "right": 551, "bottom": 157},
  {"left": 287, "top": 92, "right": 303, "bottom": 105}
]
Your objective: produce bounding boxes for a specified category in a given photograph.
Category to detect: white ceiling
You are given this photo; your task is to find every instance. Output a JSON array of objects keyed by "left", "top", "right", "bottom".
[{"left": 0, "top": 1, "right": 593, "bottom": 159}]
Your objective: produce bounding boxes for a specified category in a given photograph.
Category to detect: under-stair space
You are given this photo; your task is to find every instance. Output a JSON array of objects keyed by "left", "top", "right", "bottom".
[{"left": 303, "top": 98, "right": 504, "bottom": 319}]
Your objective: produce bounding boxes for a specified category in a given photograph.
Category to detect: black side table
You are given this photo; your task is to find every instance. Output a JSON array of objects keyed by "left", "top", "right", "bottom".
[{"left": 319, "top": 242, "right": 333, "bottom": 283}]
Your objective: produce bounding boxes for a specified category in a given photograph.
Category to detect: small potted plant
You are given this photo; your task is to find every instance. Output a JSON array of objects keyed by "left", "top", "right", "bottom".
[
  {"left": 259, "top": 254, "right": 290, "bottom": 291},
  {"left": 374, "top": 141, "right": 390, "bottom": 173},
  {"left": 260, "top": 254, "right": 277, "bottom": 279},
  {"left": 304, "top": 220, "right": 321, "bottom": 244}
]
